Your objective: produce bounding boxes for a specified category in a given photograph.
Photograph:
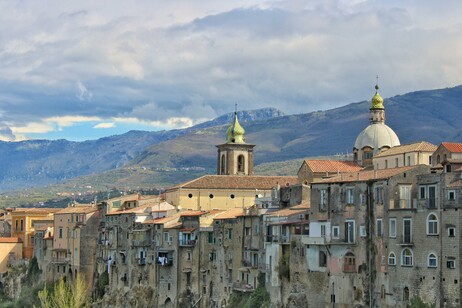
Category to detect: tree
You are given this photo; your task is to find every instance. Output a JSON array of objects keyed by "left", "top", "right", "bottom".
[{"left": 36, "top": 274, "right": 88, "bottom": 308}]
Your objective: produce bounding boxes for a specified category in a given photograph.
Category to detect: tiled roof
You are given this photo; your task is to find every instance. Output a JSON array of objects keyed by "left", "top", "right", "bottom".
[
  {"left": 374, "top": 141, "right": 437, "bottom": 158},
  {"left": 55, "top": 205, "right": 97, "bottom": 215},
  {"left": 12, "top": 208, "right": 62, "bottom": 214},
  {"left": 304, "top": 160, "right": 362, "bottom": 173},
  {"left": 169, "top": 175, "right": 298, "bottom": 190},
  {"left": 288, "top": 201, "right": 310, "bottom": 209},
  {"left": 213, "top": 208, "right": 245, "bottom": 220},
  {"left": 447, "top": 180, "right": 462, "bottom": 188},
  {"left": 267, "top": 207, "right": 309, "bottom": 217},
  {"left": 106, "top": 204, "right": 154, "bottom": 216},
  {"left": 0, "top": 237, "right": 22, "bottom": 243},
  {"left": 180, "top": 210, "right": 207, "bottom": 217},
  {"left": 442, "top": 142, "right": 462, "bottom": 153},
  {"left": 319, "top": 165, "right": 423, "bottom": 183}
]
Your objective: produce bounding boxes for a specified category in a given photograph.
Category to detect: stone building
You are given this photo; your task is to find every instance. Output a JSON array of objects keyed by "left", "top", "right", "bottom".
[{"left": 373, "top": 141, "right": 437, "bottom": 170}]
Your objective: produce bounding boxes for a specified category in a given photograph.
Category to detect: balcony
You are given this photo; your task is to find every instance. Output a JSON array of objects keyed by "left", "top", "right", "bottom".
[
  {"left": 52, "top": 257, "right": 69, "bottom": 264},
  {"left": 179, "top": 239, "right": 196, "bottom": 247},
  {"left": 265, "top": 235, "right": 290, "bottom": 244},
  {"left": 157, "top": 255, "right": 173, "bottom": 266},
  {"left": 137, "top": 258, "right": 146, "bottom": 266},
  {"left": 398, "top": 235, "right": 413, "bottom": 246},
  {"left": 301, "top": 236, "right": 326, "bottom": 245},
  {"left": 132, "top": 240, "right": 151, "bottom": 247},
  {"left": 233, "top": 282, "right": 255, "bottom": 293},
  {"left": 242, "top": 260, "right": 258, "bottom": 269},
  {"left": 258, "top": 263, "right": 270, "bottom": 272}
]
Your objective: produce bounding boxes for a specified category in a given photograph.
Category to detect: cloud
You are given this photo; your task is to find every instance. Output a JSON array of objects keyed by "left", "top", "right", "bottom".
[
  {"left": 0, "top": 0, "right": 462, "bottom": 140},
  {"left": 76, "top": 81, "right": 93, "bottom": 101},
  {"left": 94, "top": 122, "right": 115, "bottom": 129}
]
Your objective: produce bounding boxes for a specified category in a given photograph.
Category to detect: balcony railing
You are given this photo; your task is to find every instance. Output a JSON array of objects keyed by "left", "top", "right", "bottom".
[
  {"left": 137, "top": 258, "right": 146, "bottom": 266},
  {"left": 157, "top": 256, "right": 173, "bottom": 266},
  {"left": 258, "top": 263, "right": 270, "bottom": 272},
  {"left": 233, "top": 282, "right": 255, "bottom": 293},
  {"left": 132, "top": 240, "right": 151, "bottom": 247},
  {"left": 52, "top": 257, "right": 69, "bottom": 264},
  {"left": 265, "top": 235, "right": 290, "bottom": 243},
  {"left": 179, "top": 239, "right": 196, "bottom": 247},
  {"left": 242, "top": 260, "right": 259, "bottom": 269}
]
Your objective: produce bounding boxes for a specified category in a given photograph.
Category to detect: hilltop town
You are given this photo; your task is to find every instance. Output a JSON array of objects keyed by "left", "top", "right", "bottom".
[{"left": 1, "top": 85, "right": 460, "bottom": 307}]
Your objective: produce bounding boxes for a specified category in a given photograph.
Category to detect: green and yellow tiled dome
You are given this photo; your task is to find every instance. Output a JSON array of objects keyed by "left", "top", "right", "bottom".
[
  {"left": 371, "top": 84, "right": 384, "bottom": 109},
  {"left": 226, "top": 112, "right": 246, "bottom": 144}
]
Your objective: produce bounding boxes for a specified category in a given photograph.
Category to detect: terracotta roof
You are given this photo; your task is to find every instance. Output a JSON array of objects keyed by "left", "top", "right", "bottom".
[
  {"left": 319, "top": 165, "right": 423, "bottom": 183},
  {"left": 180, "top": 211, "right": 207, "bottom": 217},
  {"left": 200, "top": 211, "right": 225, "bottom": 228},
  {"left": 106, "top": 204, "right": 154, "bottom": 216},
  {"left": 267, "top": 207, "right": 309, "bottom": 217},
  {"left": 143, "top": 212, "right": 184, "bottom": 225},
  {"left": 444, "top": 159, "right": 462, "bottom": 164},
  {"left": 214, "top": 208, "right": 245, "bottom": 220},
  {"left": 303, "top": 160, "right": 362, "bottom": 173},
  {"left": 442, "top": 142, "right": 462, "bottom": 153},
  {"left": 447, "top": 180, "right": 462, "bottom": 188},
  {"left": 180, "top": 228, "right": 195, "bottom": 232},
  {"left": 169, "top": 175, "right": 298, "bottom": 190},
  {"left": 289, "top": 201, "right": 310, "bottom": 209},
  {"left": 55, "top": 205, "right": 97, "bottom": 215},
  {"left": 374, "top": 141, "right": 437, "bottom": 158},
  {"left": 0, "top": 237, "right": 22, "bottom": 243},
  {"left": 12, "top": 208, "right": 62, "bottom": 214}
]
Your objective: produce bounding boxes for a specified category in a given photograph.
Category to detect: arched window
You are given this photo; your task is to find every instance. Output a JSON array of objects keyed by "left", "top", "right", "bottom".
[
  {"left": 220, "top": 154, "right": 226, "bottom": 174},
  {"left": 403, "top": 287, "right": 409, "bottom": 301},
  {"left": 401, "top": 248, "right": 413, "bottom": 267},
  {"left": 428, "top": 253, "right": 437, "bottom": 268},
  {"left": 388, "top": 252, "right": 396, "bottom": 266},
  {"left": 319, "top": 251, "right": 327, "bottom": 267},
  {"left": 427, "top": 213, "right": 438, "bottom": 235},
  {"left": 343, "top": 252, "right": 356, "bottom": 273},
  {"left": 237, "top": 155, "right": 245, "bottom": 173}
]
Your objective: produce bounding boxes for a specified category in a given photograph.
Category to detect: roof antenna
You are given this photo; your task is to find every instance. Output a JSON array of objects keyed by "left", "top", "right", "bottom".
[
  {"left": 375, "top": 75, "right": 379, "bottom": 91},
  {"left": 235, "top": 103, "right": 238, "bottom": 115}
]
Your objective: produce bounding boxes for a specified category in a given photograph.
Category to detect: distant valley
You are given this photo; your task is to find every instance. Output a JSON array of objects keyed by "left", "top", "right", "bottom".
[{"left": 2, "top": 86, "right": 462, "bottom": 207}]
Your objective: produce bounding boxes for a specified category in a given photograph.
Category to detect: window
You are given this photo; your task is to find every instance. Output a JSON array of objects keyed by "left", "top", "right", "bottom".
[
  {"left": 419, "top": 186, "right": 426, "bottom": 199},
  {"left": 59, "top": 228, "right": 63, "bottom": 239},
  {"left": 428, "top": 186, "right": 436, "bottom": 208},
  {"left": 230, "top": 194, "right": 235, "bottom": 199},
  {"left": 401, "top": 248, "right": 413, "bottom": 266},
  {"left": 220, "top": 155, "right": 226, "bottom": 174},
  {"left": 403, "top": 219, "right": 412, "bottom": 243},
  {"left": 428, "top": 253, "right": 437, "bottom": 268},
  {"left": 447, "top": 258, "right": 456, "bottom": 269},
  {"left": 429, "top": 156, "right": 432, "bottom": 165},
  {"left": 399, "top": 185, "right": 411, "bottom": 208},
  {"left": 388, "top": 252, "right": 396, "bottom": 266},
  {"left": 343, "top": 252, "right": 356, "bottom": 273},
  {"left": 360, "top": 193, "right": 366, "bottom": 205},
  {"left": 374, "top": 186, "right": 383, "bottom": 204},
  {"left": 188, "top": 193, "right": 193, "bottom": 198},
  {"left": 448, "top": 190, "right": 456, "bottom": 201},
  {"left": 448, "top": 227, "right": 456, "bottom": 237},
  {"left": 228, "top": 228, "right": 232, "bottom": 240},
  {"left": 365, "top": 151, "right": 373, "bottom": 159},
  {"left": 332, "top": 226, "right": 340, "bottom": 239},
  {"left": 208, "top": 232, "right": 214, "bottom": 243},
  {"left": 407, "top": 156, "right": 411, "bottom": 166},
  {"left": 320, "top": 189, "right": 327, "bottom": 211},
  {"left": 20, "top": 220, "right": 24, "bottom": 231},
  {"left": 403, "top": 287, "right": 409, "bottom": 301},
  {"left": 385, "top": 160, "right": 388, "bottom": 168},
  {"left": 209, "top": 194, "right": 214, "bottom": 199},
  {"left": 359, "top": 225, "right": 366, "bottom": 237},
  {"left": 321, "top": 225, "right": 326, "bottom": 237},
  {"left": 345, "top": 220, "right": 355, "bottom": 243},
  {"left": 164, "top": 232, "right": 170, "bottom": 243},
  {"left": 319, "top": 251, "right": 327, "bottom": 267},
  {"left": 237, "top": 155, "right": 245, "bottom": 173},
  {"left": 389, "top": 218, "right": 396, "bottom": 238},
  {"left": 346, "top": 188, "right": 354, "bottom": 204},
  {"left": 395, "top": 158, "right": 399, "bottom": 167},
  {"left": 426, "top": 213, "right": 438, "bottom": 235},
  {"left": 376, "top": 219, "right": 383, "bottom": 237},
  {"left": 446, "top": 164, "right": 452, "bottom": 173}
]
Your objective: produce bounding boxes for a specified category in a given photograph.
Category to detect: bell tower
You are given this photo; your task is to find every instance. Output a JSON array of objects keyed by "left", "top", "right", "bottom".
[{"left": 216, "top": 109, "right": 255, "bottom": 175}]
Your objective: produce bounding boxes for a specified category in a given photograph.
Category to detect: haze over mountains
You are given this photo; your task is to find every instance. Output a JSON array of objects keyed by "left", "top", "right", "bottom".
[{"left": 2, "top": 86, "right": 462, "bottom": 193}]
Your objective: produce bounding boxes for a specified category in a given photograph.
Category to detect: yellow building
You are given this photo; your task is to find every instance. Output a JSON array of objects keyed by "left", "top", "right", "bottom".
[
  {"left": 165, "top": 111, "right": 297, "bottom": 210},
  {"left": 0, "top": 237, "right": 23, "bottom": 273},
  {"left": 51, "top": 204, "right": 99, "bottom": 285},
  {"left": 11, "top": 208, "right": 60, "bottom": 259}
]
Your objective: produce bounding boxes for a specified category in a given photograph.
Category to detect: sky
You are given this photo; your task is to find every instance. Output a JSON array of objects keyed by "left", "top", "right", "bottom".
[{"left": 1, "top": 0, "right": 462, "bottom": 141}]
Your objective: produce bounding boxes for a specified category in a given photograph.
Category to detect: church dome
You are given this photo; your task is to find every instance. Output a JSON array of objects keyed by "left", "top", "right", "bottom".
[
  {"left": 354, "top": 123, "right": 400, "bottom": 151},
  {"left": 371, "top": 84, "right": 384, "bottom": 109},
  {"left": 226, "top": 112, "right": 246, "bottom": 144}
]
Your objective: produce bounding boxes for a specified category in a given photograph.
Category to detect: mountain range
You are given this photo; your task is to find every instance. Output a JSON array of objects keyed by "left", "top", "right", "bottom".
[{"left": 2, "top": 86, "right": 462, "bottom": 196}]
